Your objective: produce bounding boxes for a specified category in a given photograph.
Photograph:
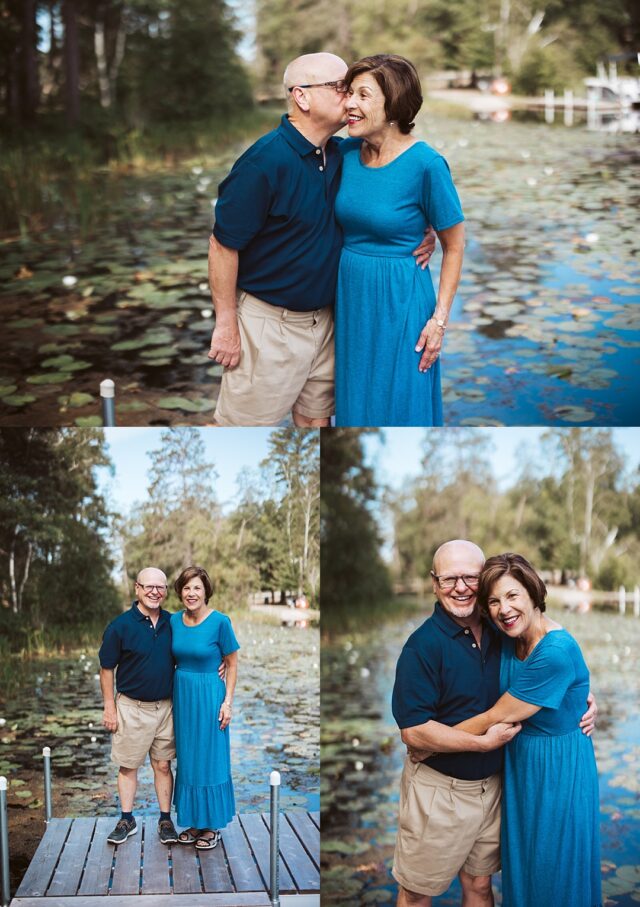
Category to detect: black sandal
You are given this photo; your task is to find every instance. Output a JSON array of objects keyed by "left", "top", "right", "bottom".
[{"left": 194, "top": 830, "right": 220, "bottom": 850}]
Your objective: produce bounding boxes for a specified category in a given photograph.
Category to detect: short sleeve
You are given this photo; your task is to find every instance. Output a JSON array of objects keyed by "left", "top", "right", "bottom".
[
  {"left": 213, "top": 161, "right": 272, "bottom": 250},
  {"left": 422, "top": 155, "right": 464, "bottom": 232},
  {"left": 507, "top": 639, "right": 575, "bottom": 709},
  {"left": 392, "top": 643, "right": 440, "bottom": 729},
  {"left": 219, "top": 615, "right": 240, "bottom": 657},
  {"left": 99, "top": 621, "right": 121, "bottom": 669}
]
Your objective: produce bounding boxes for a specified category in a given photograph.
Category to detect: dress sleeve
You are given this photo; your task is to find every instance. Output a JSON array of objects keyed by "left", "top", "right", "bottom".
[
  {"left": 219, "top": 615, "right": 240, "bottom": 656},
  {"left": 507, "top": 638, "right": 575, "bottom": 709},
  {"left": 392, "top": 642, "right": 441, "bottom": 729},
  {"left": 212, "top": 160, "right": 272, "bottom": 250},
  {"left": 98, "top": 620, "right": 121, "bottom": 669},
  {"left": 422, "top": 155, "right": 464, "bottom": 232}
]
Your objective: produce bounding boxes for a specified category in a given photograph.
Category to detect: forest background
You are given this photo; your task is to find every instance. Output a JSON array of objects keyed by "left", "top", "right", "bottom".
[
  {"left": 0, "top": 426, "right": 320, "bottom": 656},
  {"left": 2, "top": 0, "right": 639, "bottom": 233}
]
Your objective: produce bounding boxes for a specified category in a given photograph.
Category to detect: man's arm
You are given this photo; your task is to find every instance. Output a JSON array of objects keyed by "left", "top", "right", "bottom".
[
  {"left": 100, "top": 667, "right": 118, "bottom": 733},
  {"left": 412, "top": 225, "right": 437, "bottom": 270},
  {"left": 208, "top": 235, "right": 241, "bottom": 369},
  {"left": 580, "top": 691, "right": 597, "bottom": 736},
  {"left": 401, "top": 717, "right": 521, "bottom": 753}
]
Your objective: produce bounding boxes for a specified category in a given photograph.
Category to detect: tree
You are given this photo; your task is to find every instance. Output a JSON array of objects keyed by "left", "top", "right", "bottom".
[{"left": 320, "top": 428, "right": 391, "bottom": 613}]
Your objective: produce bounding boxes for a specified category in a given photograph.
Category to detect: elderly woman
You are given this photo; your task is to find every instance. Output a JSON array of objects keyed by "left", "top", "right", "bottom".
[
  {"left": 335, "top": 54, "right": 465, "bottom": 427},
  {"left": 171, "top": 566, "right": 239, "bottom": 850},
  {"left": 456, "top": 554, "right": 602, "bottom": 907}
]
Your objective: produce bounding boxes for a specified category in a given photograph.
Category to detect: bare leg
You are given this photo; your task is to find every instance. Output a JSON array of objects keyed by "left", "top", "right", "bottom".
[
  {"left": 151, "top": 758, "right": 173, "bottom": 813},
  {"left": 460, "top": 871, "right": 494, "bottom": 907},
  {"left": 117, "top": 766, "right": 138, "bottom": 812},
  {"left": 396, "top": 887, "right": 432, "bottom": 907}
]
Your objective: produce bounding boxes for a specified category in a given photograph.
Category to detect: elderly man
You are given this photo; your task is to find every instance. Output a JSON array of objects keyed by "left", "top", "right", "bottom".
[
  {"left": 208, "top": 51, "right": 434, "bottom": 426},
  {"left": 99, "top": 567, "right": 177, "bottom": 845},
  {"left": 392, "top": 540, "right": 596, "bottom": 907}
]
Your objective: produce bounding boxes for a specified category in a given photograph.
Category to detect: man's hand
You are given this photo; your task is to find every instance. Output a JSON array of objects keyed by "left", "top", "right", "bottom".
[
  {"left": 412, "top": 225, "right": 437, "bottom": 270},
  {"left": 482, "top": 721, "right": 522, "bottom": 751},
  {"left": 415, "top": 319, "right": 445, "bottom": 372},
  {"left": 103, "top": 703, "right": 118, "bottom": 734},
  {"left": 579, "top": 691, "right": 597, "bottom": 737},
  {"left": 407, "top": 745, "right": 434, "bottom": 763},
  {"left": 217, "top": 661, "right": 226, "bottom": 682},
  {"left": 208, "top": 320, "right": 241, "bottom": 369}
]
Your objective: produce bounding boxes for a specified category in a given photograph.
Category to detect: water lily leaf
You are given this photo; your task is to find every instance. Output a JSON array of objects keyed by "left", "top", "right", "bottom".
[
  {"left": 0, "top": 384, "right": 18, "bottom": 398},
  {"left": 2, "top": 394, "right": 37, "bottom": 406},
  {"left": 156, "top": 396, "right": 215, "bottom": 412},
  {"left": 59, "top": 392, "right": 95, "bottom": 408},
  {"left": 74, "top": 416, "right": 103, "bottom": 427},
  {"left": 27, "top": 372, "right": 74, "bottom": 384},
  {"left": 553, "top": 406, "right": 596, "bottom": 423},
  {"left": 7, "top": 317, "right": 42, "bottom": 329}
]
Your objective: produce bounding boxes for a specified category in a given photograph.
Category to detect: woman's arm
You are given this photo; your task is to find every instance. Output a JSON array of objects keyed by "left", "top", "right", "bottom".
[
  {"left": 218, "top": 651, "right": 238, "bottom": 730},
  {"left": 415, "top": 222, "right": 465, "bottom": 372},
  {"left": 454, "top": 692, "right": 541, "bottom": 736}
]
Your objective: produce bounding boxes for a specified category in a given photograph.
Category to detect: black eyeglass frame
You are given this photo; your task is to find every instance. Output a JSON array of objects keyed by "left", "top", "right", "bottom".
[
  {"left": 287, "top": 80, "right": 348, "bottom": 93},
  {"left": 430, "top": 572, "right": 481, "bottom": 591}
]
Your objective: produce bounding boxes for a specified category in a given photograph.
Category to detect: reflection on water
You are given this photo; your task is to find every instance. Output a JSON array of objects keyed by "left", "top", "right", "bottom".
[
  {"left": 509, "top": 107, "right": 640, "bottom": 134},
  {"left": 0, "top": 616, "right": 319, "bottom": 818},
  {"left": 0, "top": 113, "right": 638, "bottom": 426},
  {"left": 321, "top": 604, "right": 640, "bottom": 905}
]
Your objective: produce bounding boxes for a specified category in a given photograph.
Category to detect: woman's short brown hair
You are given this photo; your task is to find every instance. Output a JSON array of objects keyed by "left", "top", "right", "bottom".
[
  {"left": 477, "top": 553, "right": 547, "bottom": 616},
  {"left": 344, "top": 54, "right": 422, "bottom": 134},
  {"left": 174, "top": 565, "right": 213, "bottom": 603}
]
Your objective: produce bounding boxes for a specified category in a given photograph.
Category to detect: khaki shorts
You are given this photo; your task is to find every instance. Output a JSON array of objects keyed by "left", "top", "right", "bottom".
[
  {"left": 111, "top": 693, "right": 175, "bottom": 769},
  {"left": 393, "top": 758, "right": 501, "bottom": 897},
  {"left": 214, "top": 291, "right": 334, "bottom": 426}
]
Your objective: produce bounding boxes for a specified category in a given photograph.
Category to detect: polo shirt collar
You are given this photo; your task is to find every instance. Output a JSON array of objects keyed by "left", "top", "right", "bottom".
[
  {"left": 131, "top": 601, "right": 168, "bottom": 625},
  {"left": 279, "top": 115, "right": 324, "bottom": 158},
  {"left": 433, "top": 600, "right": 498, "bottom": 642}
]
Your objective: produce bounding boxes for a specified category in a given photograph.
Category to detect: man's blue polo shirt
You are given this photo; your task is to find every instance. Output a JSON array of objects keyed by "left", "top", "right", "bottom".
[
  {"left": 212, "top": 115, "right": 343, "bottom": 312},
  {"left": 392, "top": 601, "right": 502, "bottom": 780},
  {"left": 99, "top": 602, "right": 173, "bottom": 701}
]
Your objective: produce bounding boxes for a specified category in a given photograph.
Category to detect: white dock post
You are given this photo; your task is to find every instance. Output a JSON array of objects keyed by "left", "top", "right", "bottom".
[
  {"left": 618, "top": 585, "right": 626, "bottom": 615},
  {"left": 544, "top": 89, "right": 555, "bottom": 123},
  {"left": 634, "top": 586, "right": 640, "bottom": 618},
  {"left": 0, "top": 777, "right": 10, "bottom": 907},
  {"left": 269, "top": 771, "right": 281, "bottom": 907},
  {"left": 100, "top": 379, "right": 116, "bottom": 426},
  {"left": 43, "top": 747, "right": 52, "bottom": 824}
]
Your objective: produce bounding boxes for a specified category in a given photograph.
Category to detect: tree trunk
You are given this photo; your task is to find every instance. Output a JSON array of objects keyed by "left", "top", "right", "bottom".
[
  {"left": 94, "top": 18, "right": 112, "bottom": 108},
  {"left": 62, "top": 0, "right": 80, "bottom": 125},
  {"left": 21, "top": 0, "right": 40, "bottom": 123}
]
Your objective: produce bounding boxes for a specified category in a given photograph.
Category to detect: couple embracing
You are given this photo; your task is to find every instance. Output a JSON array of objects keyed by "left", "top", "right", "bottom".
[
  {"left": 99, "top": 566, "right": 239, "bottom": 850},
  {"left": 392, "top": 540, "right": 602, "bottom": 907}
]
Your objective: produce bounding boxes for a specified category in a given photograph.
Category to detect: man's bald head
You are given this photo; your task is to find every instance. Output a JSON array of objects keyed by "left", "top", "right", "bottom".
[
  {"left": 432, "top": 540, "right": 485, "bottom": 575},
  {"left": 136, "top": 566, "right": 167, "bottom": 587},
  {"left": 135, "top": 566, "right": 168, "bottom": 614},
  {"left": 283, "top": 53, "right": 348, "bottom": 96}
]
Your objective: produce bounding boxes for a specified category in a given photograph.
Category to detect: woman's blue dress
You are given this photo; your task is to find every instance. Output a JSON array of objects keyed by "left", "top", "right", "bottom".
[
  {"left": 500, "top": 630, "right": 601, "bottom": 907},
  {"left": 334, "top": 139, "right": 464, "bottom": 427},
  {"left": 171, "top": 610, "right": 240, "bottom": 829}
]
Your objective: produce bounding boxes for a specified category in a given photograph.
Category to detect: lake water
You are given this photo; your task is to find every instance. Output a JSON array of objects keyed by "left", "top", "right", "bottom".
[
  {"left": 321, "top": 602, "right": 640, "bottom": 905},
  {"left": 0, "top": 114, "right": 637, "bottom": 426},
  {"left": 0, "top": 615, "right": 319, "bottom": 820}
]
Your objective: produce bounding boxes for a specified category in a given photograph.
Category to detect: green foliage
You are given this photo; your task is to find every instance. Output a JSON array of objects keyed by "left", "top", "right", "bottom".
[
  {"left": 320, "top": 429, "right": 391, "bottom": 617},
  {"left": 512, "top": 47, "right": 561, "bottom": 95}
]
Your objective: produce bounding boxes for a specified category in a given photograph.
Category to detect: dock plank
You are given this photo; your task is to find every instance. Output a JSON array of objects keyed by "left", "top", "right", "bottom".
[
  {"left": 220, "top": 816, "right": 264, "bottom": 892},
  {"left": 140, "top": 818, "right": 170, "bottom": 895},
  {"left": 110, "top": 823, "right": 142, "bottom": 895},
  {"left": 309, "top": 811, "right": 319, "bottom": 829},
  {"left": 286, "top": 813, "right": 320, "bottom": 868},
  {"left": 263, "top": 813, "right": 319, "bottom": 892},
  {"left": 198, "top": 837, "right": 234, "bottom": 893},
  {"left": 238, "top": 813, "right": 296, "bottom": 894},
  {"left": 15, "top": 818, "right": 72, "bottom": 897},
  {"left": 11, "top": 894, "right": 319, "bottom": 906},
  {"left": 77, "top": 818, "right": 113, "bottom": 896},
  {"left": 47, "top": 818, "right": 96, "bottom": 896},
  {"left": 171, "top": 840, "right": 202, "bottom": 894}
]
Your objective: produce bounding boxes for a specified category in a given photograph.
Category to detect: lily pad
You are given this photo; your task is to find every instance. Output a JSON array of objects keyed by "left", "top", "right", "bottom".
[
  {"left": 156, "top": 396, "right": 215, "bottom": 413},
  {"left": 27, "top": 372, "right": 74, "bottom": 385}
]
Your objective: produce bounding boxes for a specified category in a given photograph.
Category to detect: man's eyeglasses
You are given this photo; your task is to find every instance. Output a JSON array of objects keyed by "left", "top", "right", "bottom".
[
  {"left": 136, "top": 583, "right": 167, "bottom": 593},
  {"left": 430, "top": 573, "right": 480, "bottom": 592},
  {"left": 288, "top": 80, "right": 348, "bottom": 94}
]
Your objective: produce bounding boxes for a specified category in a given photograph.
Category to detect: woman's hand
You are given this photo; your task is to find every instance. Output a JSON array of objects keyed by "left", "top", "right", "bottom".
[
  {"left": 415, "top": 319, "right": 445, "bottom": 372},
  {"left": 482, "top": 721, "right": 522, "bottom": 751},
  {"left": 218, "top": 700, "right": 233, "bottom": 730}
]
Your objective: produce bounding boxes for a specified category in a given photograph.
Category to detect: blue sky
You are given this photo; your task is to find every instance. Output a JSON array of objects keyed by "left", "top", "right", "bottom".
[
  {"left": 98, "top": 428, "right": 279, "bottom": 516},
  {"left": 363, "top": 427, "right": 640, "bottom": 491}
]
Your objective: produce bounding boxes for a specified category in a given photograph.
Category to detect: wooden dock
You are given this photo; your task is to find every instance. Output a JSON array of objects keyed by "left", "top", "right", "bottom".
[{"left": 11, "top": 811, "right": 319, "bottom": 906}]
